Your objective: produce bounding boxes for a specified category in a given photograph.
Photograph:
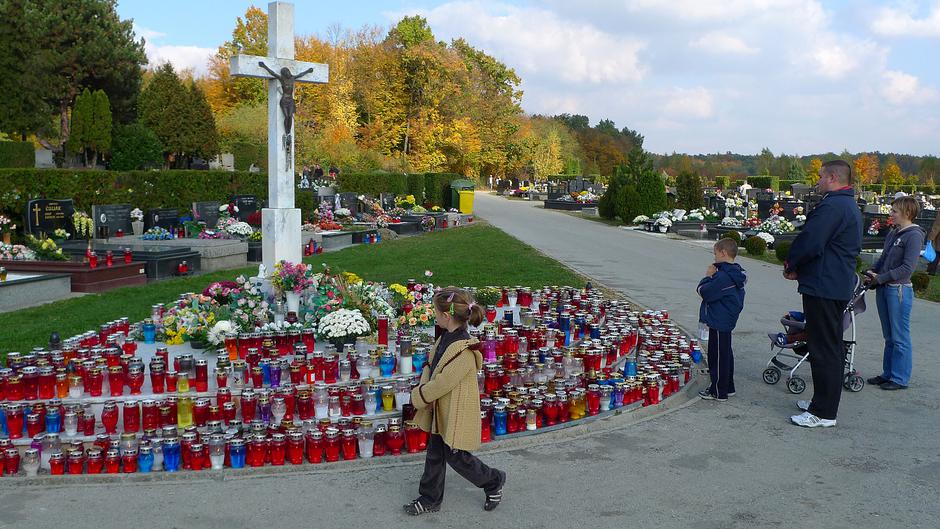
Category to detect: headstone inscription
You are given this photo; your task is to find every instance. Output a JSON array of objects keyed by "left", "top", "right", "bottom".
[
  {"left": 230, "top": 195, "right": 258, "bottom": 222},
  {"left": 193, "top": 201, "right": 222, "bottom": 228},
  {"left": 25, "top": 199, "right": 74, "bottom": 236},
  {"left": 145, "top": 208, "right": 180, "bottom": 230},
  {"left": 92, "top": 204, "right": 132, "bottom": 237}
]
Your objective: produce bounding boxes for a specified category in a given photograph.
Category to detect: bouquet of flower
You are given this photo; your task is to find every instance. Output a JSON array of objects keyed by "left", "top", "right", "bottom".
[
  {"left": 431, "top": 206, "right": 443, "bottom": 212},
  {"left": 317, "top": 308, "right": 371, "bottom": 344},
  {"left": 412, "top": 205, "right": 428, "bottom": 214},
  {"left": 207, "top": 320, "right": 237, "bottom": 346},
  {"left": 770, "top": 202, "right": 784, "bottom": 216},
  {"left": 388, "top": 283, "right": 414, "bottom": 313},
  {"left": 248, "top": 231, "right": 262, "bottom": 241},
  {"left": 224, "top": 221, "right": 254, "bottom": 238},
  {"left": 0, "top": 243, "right": 36, "bottom": 261},
  {"left": 375, "top": 214, "right": 391, "bottom": 228},
  {"left": 246, "top": 211, "right": 262, "bottom": 227},
  {"left": 72, "top": 211, "right": 93, "bottom": 239},
  {"left": 420, "top": 215, "right": 436, "bottom": 232},
  {"left": 318, "top": 220, "right": 343, "bottom": 231},
  {"left": 721, "top": 216, "right": 743, "bottom": 227},
  {"left": 230, "top": 275, "right": 271, "bottom": 331},
  {"left": 311, "top": 179, "right": 335, "bottom": 190},
  {"left": 25, "top": 234, "right": 68, "bottom": 261},
  {"left": 473, "top": 286, "right": 502, "bottom": 307},
  {"left": 398, "top": 301, "right": 435, "bottom": 329},
  {"left": 198, "top": 230, "right": 229, "bottom": 240},
  {"left": 632, "top": 215, "right": 650, "bottom": 224},
  {"left": 130, "top": 208, "right": 144, "bottom": 222},
  {"left": 302, "top": 222, "right": 318, "bottom": 232},
  {"left": 744, "top": 216, "right": 761, "bottom": 229},
  {"left": 395, "top": 195, "right": 417, "bottom": 210},
  {"left": 388, "top": 207, "right": 407, "bottom": 217},
  {"left": 756, "top": 215, "right": 795, "bottom": 235},
  {"left": 755, "top": 232, "right": 775, "bottom": 246},
  {"left": 203, "top": 280, "right": 241, "bottom": 304},
  {"left": 272, "top": 260, "right": 313, "bottom": 295},
  {"left": 143, "top": 227, "right": 173, "bottom": 240},
  {"left": 0, "top": 215, "right": 16, "bottom": 233},
  {"left": 53, "top": 228, "right": 70, "bottom": 241},
  {"left": 868, "top": 217, "right": 892, "bottom": 235},
  {"left": 686, "top": 207, "right": 719, "bottom": 222},
  {"left": 334, "top": 207, "right": 352, "bottom": 219},
  {"left": 162, "top": 300, "right": 218, "bottom": 345}
]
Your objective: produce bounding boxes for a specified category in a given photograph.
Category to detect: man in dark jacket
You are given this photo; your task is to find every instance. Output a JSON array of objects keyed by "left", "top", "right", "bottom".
[
  {"left": 784, "top": 159, "right": 862, "bottom": 428},
  {"left": 697, "top": 238, "right": 747, "bottom": 401}
]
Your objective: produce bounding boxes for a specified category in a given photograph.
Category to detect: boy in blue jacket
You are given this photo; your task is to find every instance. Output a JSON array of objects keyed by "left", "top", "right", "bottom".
[{"left": 697, "top": 238, "right": 748, "bottom": 401}]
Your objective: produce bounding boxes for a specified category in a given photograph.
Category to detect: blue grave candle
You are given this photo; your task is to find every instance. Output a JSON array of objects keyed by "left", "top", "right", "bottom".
[
  {"left": 559, "top": 314, "right": 571, "bottom": 347},
  {"left": 137, "top": 446, "right": 154, "bottom": 473},
  {"left": 493, "top": 405, "right": 508, "bottom": 436},
  {"left": 45, "top": 408, "right": 61, "bottom": 434},
  {"left": 162, "top": 438, "right": 181, "bottom": 472},
  {"left": 142, "top": 320, "right": 156, "bottom": 344},
  {"left": 229, "top": 439, "right": 246, "bottom": 469},
  {"left": 413, "top": 351, "right": 427, "bottom": 376}
]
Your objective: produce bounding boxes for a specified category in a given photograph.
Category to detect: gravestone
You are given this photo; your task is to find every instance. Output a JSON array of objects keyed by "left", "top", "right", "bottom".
[
  {"left": 92, "top": 204, "right": 132, "bottom": 237},
  {"left": 230, "top": 195, "right": 258, "bottom": 222},
  {"left": 380, "top": 193, "right": 396, "bottom": 211},
  {"left": 338, "top": 193, "right": 359, "bottom": 215},
  {"left": 568, "top": 180, "right": 585, "bottom": 193},
  {"left": 791, "top": 184, "right": 812, "bottom": 199},
  {"left": 804, "top": 193, "right": 823, "bottom": 213},
  {"left": 35, "top": 148, "right": 55, "bottom": 169},
  {"left": 25, "top": 199, "right": 74, "bottom": 236},
  {"left": 193, "top": 201, "right": 222, "bottom": 228},
  {"left": 145, "top": 208, "right": 180, "bottom": 230},
  {"left": 221, "top": 153, "right": 235, "bottom": 172}
]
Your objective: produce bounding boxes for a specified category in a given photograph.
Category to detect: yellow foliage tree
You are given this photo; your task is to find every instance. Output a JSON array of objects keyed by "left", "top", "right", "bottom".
[
  {"left": 883, "top": 160, "right": 904, "bottom": 187},
  {"left": 853, "top": 154, "right": 880, "bottom": 185},
  {"left": 808, "top": 158, "right": 822, "bottom": 184}
]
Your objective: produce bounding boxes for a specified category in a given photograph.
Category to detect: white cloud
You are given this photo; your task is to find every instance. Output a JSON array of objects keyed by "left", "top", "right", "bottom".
[
  {"left": 871, "top": 4, "right": 940, "bottom": 37},
  {"left": 663, "top": 87, "right": 714, "bottom": 119},
  {"left": 689, "top": 32, "right": 759, "bottom": 55},
  {"left": 401, "top": 2, "right": 647, "bottom": 84},
  {"left": 882, "top": 70, "right": 939, "bottom": 105},
  {"left": 135, "top": 24, "right": 214, "bottom": 77}
]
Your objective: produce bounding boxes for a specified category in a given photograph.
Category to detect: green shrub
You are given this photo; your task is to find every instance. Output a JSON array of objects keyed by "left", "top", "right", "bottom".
[
  {"left": 231, "top": 141, "right": 266, "bottom": 172},
  {"left": 912, "top": 271, "right": 930, "bottom": 292},
  {"left": 747, "top": 175, "right": 780, "bottom": 191},
  {"left": 406, "top": 173, "right": 425, "bottom": 202},
  {"left": 775, "top": 240, "right": 792, "bottom": 262},
  {"left": 778, "top": 179, "right": 802, "bottom": 193},
  {"left": 615, "top": 184, "right": 642, "bottom": 224},
  {"left": 110, "top": 123, "right": 164, "bottom": 170},
  {"left": 0, "top": 141, "right": 34, "bottom": 168},
  {"left": 714, "top": 176, "right": 729, "bottom": 189},
  {"left": 724, "top": 230, "right": 742, "bottom": 245},
  {"left": 744, "top": 235, "right": 767, "bottom": 255},
  {"left": 423, "top": 172, "right": 457, "bottom": 208}
]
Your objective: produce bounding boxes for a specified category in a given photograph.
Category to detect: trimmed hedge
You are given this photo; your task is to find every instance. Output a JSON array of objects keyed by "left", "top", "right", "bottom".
[
  {"left": 778, "top": 179, "right": 803, "bottom": 192},
  {"left": 747, "top": 175, "right": 779, "bottom": 191},
  {"left": 0, "top": 141, "right": 34, "bottom": 168},
  {"left": 423, "top": 172, "right": 459, "bottom": 208},
  {"left": 724, "top": 230, "right": 742, "bottom": 245},
  {"left": 406, "top": 174, "right": 425, "bottom": 202},
  {"left": 336, "top": 172, "right": 407, "bottom": 196},
  {"left": 713, "top": 176, "right": 729, "bottom": 189},
  {"left": 231, "top": 141, "right": 266, "bottom": 172}
]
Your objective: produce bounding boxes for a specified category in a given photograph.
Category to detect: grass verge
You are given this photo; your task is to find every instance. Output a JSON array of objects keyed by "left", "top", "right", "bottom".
[{"left": 0, "top": 224, "right": 583, "bottom": 354}]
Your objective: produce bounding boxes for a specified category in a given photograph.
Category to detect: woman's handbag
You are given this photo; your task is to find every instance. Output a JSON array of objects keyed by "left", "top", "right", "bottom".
[{"left": 922, "top": 240, "right": 937, "bottom": 263}]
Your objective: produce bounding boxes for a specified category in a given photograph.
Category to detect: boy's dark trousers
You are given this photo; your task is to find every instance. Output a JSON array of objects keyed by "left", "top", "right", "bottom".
[
  {"left": 707, "top": 327, "right": 735, "bottom": 398},
  {"left": 418, "top": 434, "right": 502, "bottom": 506}
]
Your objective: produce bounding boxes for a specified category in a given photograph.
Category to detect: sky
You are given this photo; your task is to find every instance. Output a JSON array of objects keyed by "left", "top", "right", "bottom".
[{"left": 116, "top": 0, "right": 940, "bottom": 156}]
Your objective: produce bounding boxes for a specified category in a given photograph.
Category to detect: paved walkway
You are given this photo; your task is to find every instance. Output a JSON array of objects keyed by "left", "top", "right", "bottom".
[{"left": 2, "top": 193, "right": 938, "bottom": 529}]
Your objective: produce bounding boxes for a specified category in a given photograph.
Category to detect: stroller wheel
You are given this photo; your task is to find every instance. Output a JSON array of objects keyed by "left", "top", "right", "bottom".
[
  {"left": 762, "top": 367, "right": 781, "bottom": 385},
  {"left": 787, "top": 376, "right": 806, "bottom": 394},
  {"left": 845, "top": 374, "right": 865, "bottom": 392}
]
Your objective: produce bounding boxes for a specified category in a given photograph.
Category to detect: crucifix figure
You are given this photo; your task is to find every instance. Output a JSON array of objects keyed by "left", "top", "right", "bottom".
[
  {"left": 229, "top": 1, "right": 329, "bottom": 274},
  {"left": 257, "top": 61, "right": 314, "bottom": 134}
]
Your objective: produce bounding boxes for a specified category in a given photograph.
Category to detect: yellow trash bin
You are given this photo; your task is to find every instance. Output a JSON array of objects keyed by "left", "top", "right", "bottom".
[{"left": 458, "top": 190, "right": 475, "bottom": 214}]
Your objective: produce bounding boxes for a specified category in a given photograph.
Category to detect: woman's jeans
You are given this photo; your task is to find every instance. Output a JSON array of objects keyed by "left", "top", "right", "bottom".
[{"left": 876, "top": 285, "right": 914, "bottom": 386}]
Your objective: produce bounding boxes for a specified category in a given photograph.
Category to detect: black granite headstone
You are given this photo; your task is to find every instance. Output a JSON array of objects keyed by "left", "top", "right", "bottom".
[
  {"left": 380, "top": 193, "right": 396, "bottom": 211},
  {"left": 145, "top": 208, "right": 180, "bottom": 230},
  {"left": 25, "top": 199, "right": 75, "bottom": 236},
  {"left": 791, "top": 184, "right": 812, "bottom": 199},
  {"left": 192, "top": 201, "right": 222, "bottom": 228},
  {"left": 92, "top": 204, "right": 132, "bottom": 236},
  {"left": 338, "top": 193, "right": 359, "bottom": 215},
  {"left": 231, "top": 195, "right": 258, "bottom": 221}
]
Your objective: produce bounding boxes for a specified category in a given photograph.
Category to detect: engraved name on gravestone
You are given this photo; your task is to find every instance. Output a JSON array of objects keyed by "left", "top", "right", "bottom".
[
  {"left": 193, "top": 201, "right": 222, "bottom": 228},
  {"left": 230, "top": 195, "right": 258, "bottom": 221},
  {"left": 26, "top": 199, "right": 75, "bottom": 235},
  {"left": 145, "top": 208, "right": 180, "bottom": 230},
  {"left": 92, "top": 204, "right": 132, "bottom": 236}
]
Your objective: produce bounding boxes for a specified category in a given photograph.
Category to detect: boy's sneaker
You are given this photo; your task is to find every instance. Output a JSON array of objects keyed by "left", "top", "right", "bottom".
[
  {"left": 403, "top": 499, "right": 440, "bottom": 516},
  {"left": 796, "top": 400, "right": 810, "bottom": 412},
  {"left": 698, "top": 390, "right": 727, "bottom": 401},
  {"left": 790, "top": 411, "right": 836, "bottom": 428},
  {"left": 727, "top": 391, "right": 736, "bottom": 397}
]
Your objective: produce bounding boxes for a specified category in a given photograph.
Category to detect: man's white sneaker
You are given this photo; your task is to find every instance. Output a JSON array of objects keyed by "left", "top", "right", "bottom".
[
  {"left": 796, "top": 400, "right": 810, "bottom": 412},
  {"left": 790, "top": 411, "right": 836, "bottom": 428}
]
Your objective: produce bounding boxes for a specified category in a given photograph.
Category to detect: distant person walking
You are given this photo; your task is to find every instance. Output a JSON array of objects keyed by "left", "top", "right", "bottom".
[
  {"left": 864, "top": 196, "right": 925, "bottom": 390},
  {"left": 313, "top": 162, "right": 324, "bottom": 180},
  {"left": 783, "top": 160, "right": 862, "bottom": 428}
]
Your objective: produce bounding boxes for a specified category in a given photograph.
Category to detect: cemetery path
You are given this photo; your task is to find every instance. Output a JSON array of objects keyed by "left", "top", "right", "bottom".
[{"left": 3, "top": 194, "right": 939, "bottom": 529}]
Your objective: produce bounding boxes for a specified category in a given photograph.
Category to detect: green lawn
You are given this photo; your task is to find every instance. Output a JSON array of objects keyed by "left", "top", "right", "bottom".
[{"left": 0, "top": 224, "right": 583, "bottom": 354}]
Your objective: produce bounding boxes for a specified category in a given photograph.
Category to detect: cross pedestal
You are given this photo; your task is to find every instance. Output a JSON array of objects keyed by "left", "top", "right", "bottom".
[{"left": 229, "top": 1, "right": 329, "bottom": 274}]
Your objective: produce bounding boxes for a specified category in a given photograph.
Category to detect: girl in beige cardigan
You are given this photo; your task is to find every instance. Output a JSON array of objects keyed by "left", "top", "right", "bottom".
[{"left": 403, "top": 287, "right": 506, "bottom": 516}]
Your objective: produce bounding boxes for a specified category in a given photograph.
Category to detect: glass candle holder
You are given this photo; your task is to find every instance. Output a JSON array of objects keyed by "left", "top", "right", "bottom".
[
  {"left": 22, "top": 447, "right": 40, "bottom": 476},
  {"left": 385, "top": 426, "right": 404, "bottom": 455},
  {"left": 323, "top": 429, "right": 340, "bottom": 462}
]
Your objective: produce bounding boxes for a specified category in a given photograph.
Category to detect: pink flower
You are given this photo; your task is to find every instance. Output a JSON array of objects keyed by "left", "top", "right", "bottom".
[{"left": 425, "top": 270, "right": 433, "bottom": 277}]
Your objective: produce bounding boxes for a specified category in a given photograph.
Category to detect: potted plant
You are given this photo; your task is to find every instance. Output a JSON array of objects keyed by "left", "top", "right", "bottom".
[
  {"left": 130, "top": 208, "right": 144, "bottom": 236},
  {"left": 317, "top": 308, "right": 371, "bottom": 348},
  {"left": 0, "top": 215, "right": 15, "bottom": 244}
]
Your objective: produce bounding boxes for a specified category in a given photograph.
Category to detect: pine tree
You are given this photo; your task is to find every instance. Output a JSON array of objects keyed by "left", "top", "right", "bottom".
[
  {"left": 675, "top": 170, "right": 703, "bottom": 210},
  {"left": 68, "top": 88, "right": 93, "bottom": 165},
  {"left": 139, "top": 64, "right": 189, "bottom": 166},
  {"left": 185, "top": 82, "right": 220, "bottom": 162}
]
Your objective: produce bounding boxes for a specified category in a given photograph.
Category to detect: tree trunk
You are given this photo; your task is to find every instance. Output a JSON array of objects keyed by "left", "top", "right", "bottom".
[
  {"left": 90, "top": 150, "right": 98, "bottom": 168},
  {"left": 60, "top": 101, "right": 70, "bottom": 163}
]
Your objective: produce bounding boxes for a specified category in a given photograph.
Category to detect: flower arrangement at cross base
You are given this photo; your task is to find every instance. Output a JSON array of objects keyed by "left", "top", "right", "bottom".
[
  {"left": 317, "top": 308, "right": 371, "bottom": 347},
  {"left": 271, "top": 260, "right": 314, "bottom": 295},
  {"left": 161, "top": 294, "right": 219, "bottom": 346}
]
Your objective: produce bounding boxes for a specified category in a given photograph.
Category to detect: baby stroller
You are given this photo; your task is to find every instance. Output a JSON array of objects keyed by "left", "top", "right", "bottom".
[{"left": 762, "top": 276, "right": 868, "bottom": 394}]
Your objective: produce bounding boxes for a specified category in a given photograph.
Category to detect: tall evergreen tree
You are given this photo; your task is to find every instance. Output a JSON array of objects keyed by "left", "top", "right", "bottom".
[
  {"left": 675, "top": 170, "right": 704, "bottom": 211},
  {"left": 0, "top": 0, "right": 49, "bottom": 138},
  {"left": 88, "top": 89, "right": 112, "bottom": 166},
  {"left": 139, "top": 64, "right": 188, "bottom": 167},
  {"left": 184, "top": 81, "right": 220, "bottom": 162}
]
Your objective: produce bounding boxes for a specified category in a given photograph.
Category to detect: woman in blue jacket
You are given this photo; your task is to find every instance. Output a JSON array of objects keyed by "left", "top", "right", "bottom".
[{"left": 865, "top": 196, "right": 925, "bottom": 390}]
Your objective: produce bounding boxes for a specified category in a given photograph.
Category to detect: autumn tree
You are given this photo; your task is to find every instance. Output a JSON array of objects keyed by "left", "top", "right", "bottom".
[
  {"left": 883, "top": 158, "right": 904, "bottom": 187},
  {"left": 853, "top": 154, "right": 880, "bottom": 185},
  {"left": 807, "top": 158, "right": 823, "bottom": 184},
  {"left": 204, "top": 6, "right": 268, "bottom": 114}
]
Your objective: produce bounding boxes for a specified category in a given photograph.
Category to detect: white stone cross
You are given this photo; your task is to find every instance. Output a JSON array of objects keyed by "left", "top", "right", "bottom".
[{"left": 230, "top": 1, "right": 328, "bottom": 273}]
